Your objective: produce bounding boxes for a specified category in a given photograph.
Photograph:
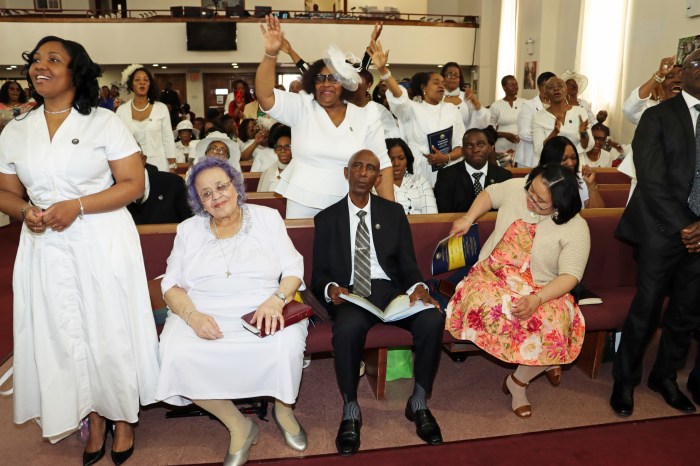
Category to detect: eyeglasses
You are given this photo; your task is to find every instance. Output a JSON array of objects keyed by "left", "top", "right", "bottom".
[
  {"left": 274, "top": 144, "right": 292, "bottom": 152},
  {"left": 683, "top": 60, "right": 700, "bottom": 71},
  {"left": 593, "top": 136, "right": 607, "bottom": 142},
  {"left": 199, "top": 180, "right": 233, "bottom": 201},
  {"left": 524, "top": 184, "right": 552, "bottom": 210},
  {"left": 445, "top": 72, "right": 460, "bottom": 79},
  {"left": 314, "top": 73, "right": 341, "bottom": 84},
  {"left": 206, "top": 146, "right": 229, "bottom": 156}
]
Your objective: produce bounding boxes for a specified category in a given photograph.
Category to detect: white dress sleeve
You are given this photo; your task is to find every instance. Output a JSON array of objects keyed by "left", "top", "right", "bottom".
[
  {"left": 264, "top": 88, "right": 305, "bottom": 127},
  {"left": 161, "top": 220, "right": 190, "bottom": 293},
  {"left": 518, "top": 100, "right": 535, "bottom": 142},
  {"left": 156, "top": 103, "right": 177, "bottom": 160},
  {"left": 385, "top": 86, "right": 414, "bottom": 123},
  {"left": 263, "top": 208, "right": 304, "bottom": 282},
  {"left": 622, "top": 85, "right": 652, "bottom": 126},
  {"left": 531, "top": 110, "right": 550, "bottom": 159},
  {"left": 103, "top": 110, "right": 140, "bottom": 161}
]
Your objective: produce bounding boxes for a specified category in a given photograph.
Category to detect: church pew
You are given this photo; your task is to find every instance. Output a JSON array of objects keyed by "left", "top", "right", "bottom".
[
  {"left": 138, "top": 207, "right": 636, "bottom": 399},
  {"left": 508, "top": 167, "right": 632, "bottom": 185},
  {"left": 245, "top": 192, "right": 286, "bottom": 218},
  {"left": 243, "top": 172, "right": 261, "bottom": 192},
  {"left": 240, "top": 160, "right": 253, "bottom": 172}
]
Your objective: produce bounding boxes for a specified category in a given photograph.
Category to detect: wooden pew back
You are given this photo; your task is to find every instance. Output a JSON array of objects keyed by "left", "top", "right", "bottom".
[{"left": 508, "top": 167, "right": 632, "bottom": 184}]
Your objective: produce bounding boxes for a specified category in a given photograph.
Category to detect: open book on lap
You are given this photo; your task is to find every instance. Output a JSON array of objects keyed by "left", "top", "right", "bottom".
[{"left": 339, "top": 293, "right": 435, "bottom": 322}]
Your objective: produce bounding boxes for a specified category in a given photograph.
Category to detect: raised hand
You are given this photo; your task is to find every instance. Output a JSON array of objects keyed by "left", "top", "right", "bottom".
[
  {"left": 259, "top": 14, "right": 284, "bottom": 55},
  {"left": 368, "top": 39, "right": 389, "bottom": 70},
  {"left": 658, "top": 55, "right": 676, "bottom": 77},
  {"left": 578, "top": 115, "right": 589, "bottom": 133},
  {"left": 370, "top": 22, "right": 383, "bottom": 42}
]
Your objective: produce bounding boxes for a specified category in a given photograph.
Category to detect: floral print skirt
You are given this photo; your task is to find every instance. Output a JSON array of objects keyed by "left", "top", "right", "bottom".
[{"left": 445, "top": 220, "right": 585, "bottom": 365}]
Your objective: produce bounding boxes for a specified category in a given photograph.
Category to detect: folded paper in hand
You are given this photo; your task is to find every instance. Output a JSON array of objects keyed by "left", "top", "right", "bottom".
[
  {"left": 241, "top": 301, "right": 314, "bottom": 337},
  {"left": 339, "top": 293, "right": 434, "bottom": 322},
  {"left": 431, "top": 223, "right": 480, "bottom": 276}
]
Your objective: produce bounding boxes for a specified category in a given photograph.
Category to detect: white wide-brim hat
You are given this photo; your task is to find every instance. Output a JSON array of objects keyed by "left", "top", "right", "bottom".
[
  {"left": 173, "top": 119, "right": 200, "bottom": 139},
  {"left": 560, "top": 70, "right": 588, "bottom": 94},
  {"left": 194, "top": 132, "right": 239, "bottom": 161}
]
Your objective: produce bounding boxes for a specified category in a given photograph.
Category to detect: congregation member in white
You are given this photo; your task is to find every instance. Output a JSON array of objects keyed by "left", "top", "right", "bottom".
[
  {"left": 489, "top": 75, "right": 525, "bottom": 163},
  {"left": 0, "top": 36, "right": 159, "bottom": 466},
  {"left": 156, "top": 156, "right": 308, "bottom": 465},
  {"left": 515, "top": 71, "right": 555, "bottom": 167}
]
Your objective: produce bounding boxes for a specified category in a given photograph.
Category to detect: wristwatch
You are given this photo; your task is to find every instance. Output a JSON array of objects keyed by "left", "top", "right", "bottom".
[{"left": 274, "top": 292, "right": 287, "bottom": 304}]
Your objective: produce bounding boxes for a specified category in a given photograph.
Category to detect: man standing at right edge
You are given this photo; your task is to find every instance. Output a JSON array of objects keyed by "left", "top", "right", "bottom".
[{"left": 611, "top": 49, "right": 700, "bottom": 416}]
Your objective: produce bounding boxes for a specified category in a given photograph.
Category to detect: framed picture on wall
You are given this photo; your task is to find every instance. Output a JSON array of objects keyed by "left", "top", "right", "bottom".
[
  {"left": 524, "top": 61, "right": 537, "bottom": 90},
  {"left": 677, "top": 35, "right": 700, "bottom": 65}
]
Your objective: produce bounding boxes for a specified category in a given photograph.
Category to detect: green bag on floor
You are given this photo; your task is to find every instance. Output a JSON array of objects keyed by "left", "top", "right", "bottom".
[{"left": 386, "top": 347, "right": 414, "bottom": 381}]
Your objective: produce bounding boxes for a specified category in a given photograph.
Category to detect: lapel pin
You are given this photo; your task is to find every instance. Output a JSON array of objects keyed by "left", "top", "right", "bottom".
[
  {"left": 71, "top": 139, "right": 79, "bottom": 145},
  {"left": 158, "top": 195, "right": 164, "bottom": 200},
  {"left": 375, "top": 223, "right": 381, "bottom": 230}
]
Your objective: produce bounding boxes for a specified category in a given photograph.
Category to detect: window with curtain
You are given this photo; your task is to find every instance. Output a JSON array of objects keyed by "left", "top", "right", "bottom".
[{"left": 34, "top": 0, "right": 62, "bottom": 10}]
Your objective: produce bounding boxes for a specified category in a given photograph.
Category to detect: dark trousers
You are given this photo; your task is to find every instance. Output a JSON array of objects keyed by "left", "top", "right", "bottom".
[
  {"left": 613, "top": 235, "right": 700, "bottom": 385},
  {"left": 329, "top": 279, "right": 446, "bottom": 402}
]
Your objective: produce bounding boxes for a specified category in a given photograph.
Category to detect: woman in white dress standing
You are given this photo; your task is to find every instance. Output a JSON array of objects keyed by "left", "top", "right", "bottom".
[
  {"left": 0, "top": 36, "right": 159, "bottom": 466},
  {"left": 116, "top": 65, "right": 175, "bottom": 172},
  {"left": 255, "top": 15, "right": 394, "bottom": 219},
  {"left": 441, "top": 61, "right": 490, "bottom": 131},
  {"left": 157, "top": 157, "right": 308, "bottom": 465},
  {"left": 370, "top": 41, "right": 465, "bottom": 187},
  {"left": 489, "top": 75, "right": 525, "bottom": 164}
]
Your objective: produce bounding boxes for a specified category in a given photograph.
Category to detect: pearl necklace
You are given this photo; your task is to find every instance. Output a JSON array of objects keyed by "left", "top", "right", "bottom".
[
  {"left": 131, "top": 100, "right": 151, "bottom": 112},
  {"left": 44, "top": 107, "right": 72, "bottom": 115}
]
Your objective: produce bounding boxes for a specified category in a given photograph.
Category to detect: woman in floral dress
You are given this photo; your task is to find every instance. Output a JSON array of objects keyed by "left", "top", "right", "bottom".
[{"left": 446, "top": 164, "right": 590, "bottom": 418}]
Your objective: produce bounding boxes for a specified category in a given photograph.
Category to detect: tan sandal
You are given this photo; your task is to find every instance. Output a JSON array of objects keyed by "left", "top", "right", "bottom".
[{"left": 502, "top": 373, "right": 532, "bottom": 418}]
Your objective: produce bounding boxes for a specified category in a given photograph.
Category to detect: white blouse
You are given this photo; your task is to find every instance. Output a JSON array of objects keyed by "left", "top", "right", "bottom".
[
  {"left": 532, "top": 106, "right": 593, "bottom": 159},
  {"left": 265, "top": 89, "right": 390, "bottom": 210},
  {"left": 393, "top": 173, "right": 438, "bottom": 215},
  {"left": 489, "top": 97, "right": 525, "bottom": 154}
]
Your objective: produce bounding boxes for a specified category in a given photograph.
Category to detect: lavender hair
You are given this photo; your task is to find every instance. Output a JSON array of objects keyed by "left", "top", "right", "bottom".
[{"left": 186, "top": 157, "right": 246, "bottom": 216}]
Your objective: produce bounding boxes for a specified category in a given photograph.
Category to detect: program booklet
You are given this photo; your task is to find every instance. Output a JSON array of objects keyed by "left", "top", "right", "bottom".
[
  {"left": 431, "top": 223, "right": 480, "bottom": 276},
  {"left": 339, "top": 293, "right": 435, "bottom": 322},
  {"left": 427, "top": 126, "right": 453, "bottom": 172}
]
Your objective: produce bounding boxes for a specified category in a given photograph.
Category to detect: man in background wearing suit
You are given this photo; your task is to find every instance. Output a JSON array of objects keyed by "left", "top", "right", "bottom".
[
  {"left": 611, "top": 49, "right": 700, "bottom": 416},
  {"left": 127, "top": 152, "right": 192, "bottom": 225},
  {"left": 312, "top": 150, "right": 445, "bottom": 456},
  {"left": 434, "top": 128, "right": 512, "bottom": 213}
]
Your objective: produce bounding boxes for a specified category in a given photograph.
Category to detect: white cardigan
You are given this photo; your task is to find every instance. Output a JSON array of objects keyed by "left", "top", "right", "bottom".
[{"left": 117, "top": 100, "right": 176, "bottom": 172}]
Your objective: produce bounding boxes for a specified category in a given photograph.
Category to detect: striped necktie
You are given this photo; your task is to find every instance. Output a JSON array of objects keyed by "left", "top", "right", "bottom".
[
  {"left": 689, "top": 104, "right": 700, "bottom": 216},
  {"left": 353, "top": 211, "right": 372, "bottom": 297}
]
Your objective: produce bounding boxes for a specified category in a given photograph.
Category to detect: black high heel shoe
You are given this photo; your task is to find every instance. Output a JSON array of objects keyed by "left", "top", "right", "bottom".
[
  {"left": 111, "top": 423, "right": 135, "bottom": 466},
  {"left": 83, "top": 418, "right": 112, "bottom": 466}
]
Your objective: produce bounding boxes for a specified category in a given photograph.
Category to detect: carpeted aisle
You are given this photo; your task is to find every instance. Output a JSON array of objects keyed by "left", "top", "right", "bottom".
[{"left": 229, "top": 414, "right": 699, "bottom": 466}]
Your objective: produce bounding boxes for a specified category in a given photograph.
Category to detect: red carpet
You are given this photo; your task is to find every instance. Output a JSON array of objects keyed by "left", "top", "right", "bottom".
[
  {"left": 181, "top": 414, "right": 700, "bottom": 466},
  {"left": 0, "top": 223, "right": 20, "bottom": 364}
]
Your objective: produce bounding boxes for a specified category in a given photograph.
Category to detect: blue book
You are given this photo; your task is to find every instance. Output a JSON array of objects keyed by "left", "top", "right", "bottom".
[
  {"left": 427, "top": 126, "right": 453, "bottom": 172},
  {"left": 431, "top": 223, "right": 480, "bottom": 276}
]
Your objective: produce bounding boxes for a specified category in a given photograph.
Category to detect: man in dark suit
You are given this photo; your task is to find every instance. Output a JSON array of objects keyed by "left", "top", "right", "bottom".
[
  {"left": 312, "top": 150, "right": 445, "bottom": 456},
  {"left": 434, "top": 127, "right": 512, "bottom": 213},
  {"left": 611, "top": 49, "right": 700, "bottom": 416},
  {"left": 127, "top": 153, "right": 192, "bottom": 225}
]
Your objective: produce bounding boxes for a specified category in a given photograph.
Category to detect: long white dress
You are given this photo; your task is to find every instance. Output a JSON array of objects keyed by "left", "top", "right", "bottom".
[
  {"left": 489, "top": 97, "right": 525, "bottom": 154},
  {"left": 0, "top": 107, "right": 160, "bottom": 440},
  {"left": 156, "top": 204, "right": 307, "bottom": 406}
]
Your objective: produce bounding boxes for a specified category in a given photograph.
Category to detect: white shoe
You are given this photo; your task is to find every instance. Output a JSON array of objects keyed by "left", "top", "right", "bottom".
[{"left": 302, "top": 356, "right": 311, "bottom": 369}]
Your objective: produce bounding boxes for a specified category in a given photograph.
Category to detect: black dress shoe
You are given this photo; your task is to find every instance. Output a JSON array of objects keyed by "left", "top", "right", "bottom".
[
  {"left": 687, "top": 376, "right": 700, "bottom": 406},
  {"left": 335, "top": 419, "right": 361, "bottom": 456},
  {"left": 648, "top": 378, "right": 696, "bottom": 413},
  {"left": 610, "top": 382, "right": 634, "bottom": 417},
  {"left": 111, "top": 424, "right": 135, "bottom": 466},
  {"left": 83, "top": 419, "right": 111, "bottom": 466},
  {"left": 404, "top": 399, "right": 443, "bottom": 446}
]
